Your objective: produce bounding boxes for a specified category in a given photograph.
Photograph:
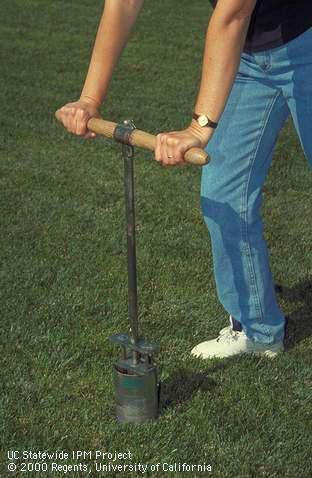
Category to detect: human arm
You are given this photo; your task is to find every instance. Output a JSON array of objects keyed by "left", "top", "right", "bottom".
[
  {"left": 155, "top": 0, "right": 257, "bottom": 165},
  {"left": 56, "top": 0, "right": 144, "bottom": 138}
]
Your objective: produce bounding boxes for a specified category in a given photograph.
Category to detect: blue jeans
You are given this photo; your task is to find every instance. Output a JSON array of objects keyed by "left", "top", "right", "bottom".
[{"left": 201, "top": 27, "right": 312, "bottom": 345}]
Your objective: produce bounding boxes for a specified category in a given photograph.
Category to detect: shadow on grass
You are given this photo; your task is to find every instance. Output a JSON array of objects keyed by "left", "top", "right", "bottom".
[
  {"left": 159, "top": 366, "right": 221, "bottom": 412},
  {"left": 275, "top": 279, "right": 312, "bottom": 349}
]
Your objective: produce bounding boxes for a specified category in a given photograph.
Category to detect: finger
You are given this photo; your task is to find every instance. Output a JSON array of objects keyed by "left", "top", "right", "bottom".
[
  {"left": 168, "top": 141, "right": 184, "bottom": 164},
  {"left": 155, "top": 133, "right": 163, "bottom": 163},
  {"left": 160, "top": 134, "right": 174, "bottom": 165},
  {"left": 60, "top": 107, "right": 70, "bottom": 130},
  {"left": 64, "top": 107, "right": 76, "bottom": 133},
  {"left": 75, "top": 110, "right": 88, "bottom": 136},
  {"left": 167, "top": 134, "right": 190, "bottom": 165},
  {"left": 174, "top": 146, "right": 188, "bottom": 165},
  {"left": 165, "top": 135, "right": 186, "bottom": 166},
  {"left": 67, "top": 108, "right": 76, "bottom": 133}
]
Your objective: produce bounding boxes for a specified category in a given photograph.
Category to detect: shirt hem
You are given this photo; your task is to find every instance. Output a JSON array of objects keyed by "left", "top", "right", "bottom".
[{"left": 243, "top": 25, "right": 312, "bottom": 53}]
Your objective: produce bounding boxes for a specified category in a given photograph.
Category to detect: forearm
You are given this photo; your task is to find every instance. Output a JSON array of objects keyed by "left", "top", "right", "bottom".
[
  {"left": 190, "top": 3, "right": 255, "bottom": 140},
  {"left": 80, "top": 0, "right": 144, "bottom": 107}
]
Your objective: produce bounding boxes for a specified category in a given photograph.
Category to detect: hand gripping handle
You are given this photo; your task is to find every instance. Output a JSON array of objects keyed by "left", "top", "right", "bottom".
[{"left": 55, "top": 112, "right": 210, "bottom": 166}]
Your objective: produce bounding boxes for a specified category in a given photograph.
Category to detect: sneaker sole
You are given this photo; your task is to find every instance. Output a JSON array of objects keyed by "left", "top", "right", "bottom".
[{"left": 191, "top": 343, "right": 284, "bottom": 360}]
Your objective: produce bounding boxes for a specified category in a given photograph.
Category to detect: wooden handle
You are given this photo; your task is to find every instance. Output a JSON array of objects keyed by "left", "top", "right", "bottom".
[{"left": 55, "top": 111, "right": 210, "bottom": 166}]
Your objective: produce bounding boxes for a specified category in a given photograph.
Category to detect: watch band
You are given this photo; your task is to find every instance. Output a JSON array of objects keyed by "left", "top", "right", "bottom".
[{"left": 192, "top": 112, "right": 218, "bottom": 129}]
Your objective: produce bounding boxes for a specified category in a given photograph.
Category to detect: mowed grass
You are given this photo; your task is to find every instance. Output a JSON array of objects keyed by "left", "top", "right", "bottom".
[{"left": 1, "top": 1, "right": 312, "bottom": 477}]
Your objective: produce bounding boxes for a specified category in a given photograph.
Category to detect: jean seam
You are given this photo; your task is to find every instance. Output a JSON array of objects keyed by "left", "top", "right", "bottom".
[{"left": 240, "top": 90, "right": 282, "bottom": 338}]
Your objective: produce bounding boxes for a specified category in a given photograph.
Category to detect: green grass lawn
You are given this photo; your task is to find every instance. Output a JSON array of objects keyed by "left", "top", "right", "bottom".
[{"left": 1, "top": 1, "right": 312, "bottom": 477}]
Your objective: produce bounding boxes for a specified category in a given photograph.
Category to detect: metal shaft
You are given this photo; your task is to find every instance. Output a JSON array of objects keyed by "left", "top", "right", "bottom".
[{"left": 123, "top": 144, "right": 139, "bottom": 346}]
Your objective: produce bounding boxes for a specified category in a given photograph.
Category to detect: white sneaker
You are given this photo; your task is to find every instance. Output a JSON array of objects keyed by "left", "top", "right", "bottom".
[
  {"left": 191, "top": 316, "right": 284, "bottom": 359},
  {"left": 218, "top": 315, "right": 236, "bottom": 336}
]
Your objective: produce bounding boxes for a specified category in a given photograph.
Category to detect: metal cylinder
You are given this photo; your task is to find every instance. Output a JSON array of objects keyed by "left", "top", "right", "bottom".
[{"left": 113, "top": 362, "right": 160, "bottom": 423}]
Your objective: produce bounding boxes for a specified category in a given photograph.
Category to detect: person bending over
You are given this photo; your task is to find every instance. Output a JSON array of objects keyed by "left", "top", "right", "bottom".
[{"left": 56, "top": 0, "right": 312, "bottom": 359}]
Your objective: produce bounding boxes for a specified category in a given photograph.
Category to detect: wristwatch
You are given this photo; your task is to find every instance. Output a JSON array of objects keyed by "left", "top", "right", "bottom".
[{"left": 192, "top": 112, "right": 218, "bottom": 129}]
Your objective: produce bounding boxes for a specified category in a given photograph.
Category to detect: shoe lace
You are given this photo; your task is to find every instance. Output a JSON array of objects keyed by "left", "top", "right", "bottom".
[{"left": 216, "top": 328, "right": 242, "bottom": 343}]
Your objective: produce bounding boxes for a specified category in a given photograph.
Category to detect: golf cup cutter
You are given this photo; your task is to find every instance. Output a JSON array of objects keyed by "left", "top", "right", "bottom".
[{"left": 55, "top": 112, "right": 209, "bottom": 423}]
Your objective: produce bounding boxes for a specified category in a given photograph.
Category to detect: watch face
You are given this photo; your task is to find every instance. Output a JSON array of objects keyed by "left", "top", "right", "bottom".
[{"left": 198, "top": 115, "right": 208, "bottom": 127}]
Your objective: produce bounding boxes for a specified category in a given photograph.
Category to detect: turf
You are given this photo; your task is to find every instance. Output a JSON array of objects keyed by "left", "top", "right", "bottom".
[{"left": 1, "top": 1, "right": 311, "bottom": 477}]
